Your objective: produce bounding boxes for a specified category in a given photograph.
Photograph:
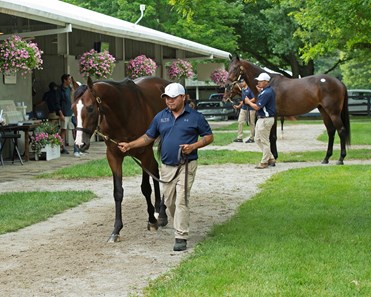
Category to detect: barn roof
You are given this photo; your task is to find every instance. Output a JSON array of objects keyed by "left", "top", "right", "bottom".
[{"left": 0, "top": 0, "right": 230, "bottom": 59}]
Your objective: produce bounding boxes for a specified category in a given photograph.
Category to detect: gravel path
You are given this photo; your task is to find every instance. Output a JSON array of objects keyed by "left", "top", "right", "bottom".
[{"left": 0, "top": 123, "right": 370, "bottom": 297}]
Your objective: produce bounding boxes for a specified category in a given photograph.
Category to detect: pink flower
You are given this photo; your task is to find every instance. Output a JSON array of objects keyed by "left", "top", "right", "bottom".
[
  {"left": 210, "top": 69, "right": 228, "bottom": 87},
  {"left": 127, "top": 55, "right": 157, "bottom": 79},
  {"left": 0, "top": 35, "right": 43, "bottom": 75},
  {"left": 79, "top": 49, "right": 116, "bottom": 79},
  {"left": 167, "top": 59, "right": 194, "bottom": 80}
]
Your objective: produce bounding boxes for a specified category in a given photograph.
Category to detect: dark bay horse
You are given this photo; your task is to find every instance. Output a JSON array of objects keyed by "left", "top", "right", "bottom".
[
  {"left": 72, "top": 76, "right": 170, "bottom": 242},
  {"left": 226, "top": 54, "right": 350, "bottom": 164}
]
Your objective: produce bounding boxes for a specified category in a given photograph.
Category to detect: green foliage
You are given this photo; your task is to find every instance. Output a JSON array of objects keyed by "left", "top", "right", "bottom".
[
  {"left": 341, "top": 50, "right": 371, "bottom": 89},
  {"left": 0, "top": 191, "right": 96, "bottom": 234},
  {"left": 144, "top": 165, "right": 371, "bottom": 296},
  {"left": 287, "top": 0, "right": 371, "bottom": 62}
]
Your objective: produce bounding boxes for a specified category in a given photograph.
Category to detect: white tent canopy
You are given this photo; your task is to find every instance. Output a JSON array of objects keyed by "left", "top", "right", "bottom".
[{"left": 0, "top": 0, "right": 230, "bottom": 59}]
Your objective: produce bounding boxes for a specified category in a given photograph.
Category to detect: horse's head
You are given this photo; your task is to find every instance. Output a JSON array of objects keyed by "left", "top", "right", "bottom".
[
  {"left": 72, "top": 76, "right": 100, "bottom": 152},
  {"left": 222, "top": 54, "right": 244, "bottom": 102},
  {"left": 222, "top": 79, "right": 242, "bottom": 103}
]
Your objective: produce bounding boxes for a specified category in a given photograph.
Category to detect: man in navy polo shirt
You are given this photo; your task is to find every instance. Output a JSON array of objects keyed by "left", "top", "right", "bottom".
[
  {"left": 118, "top": 82, "right": 214, "bottom": 251},
  {"left": 244, "top": 72, "right": 276, "bottom": 169}
]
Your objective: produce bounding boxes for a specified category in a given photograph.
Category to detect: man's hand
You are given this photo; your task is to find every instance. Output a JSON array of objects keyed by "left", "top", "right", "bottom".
[
  {"left": 118, "top": 142, "right": 130, "bottom": 153},
  {"left": 180, "top": 144, "right": 194, "bottom": 155}
]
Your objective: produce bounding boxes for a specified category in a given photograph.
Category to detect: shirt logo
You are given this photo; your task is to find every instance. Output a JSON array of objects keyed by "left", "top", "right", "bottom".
[{"left": 160, "top": 117, "right": 170, "bottom": 123}]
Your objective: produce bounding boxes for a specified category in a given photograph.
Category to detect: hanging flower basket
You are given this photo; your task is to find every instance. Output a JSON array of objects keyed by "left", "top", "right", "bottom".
[
  {"left": 210, "top": 69, "right": 228, "bottom": 87},
  {"left": 126, "top": 55, "right": 158, "bottom": 79},
  {"left": 167, "top": 59, "right": 194, "bottom": 81},
  {"left": 79, "top": 49, "right": 116, "bottom": 79},
  {"left": 0, "top": 35, "right": 43, "bottom": 76}
]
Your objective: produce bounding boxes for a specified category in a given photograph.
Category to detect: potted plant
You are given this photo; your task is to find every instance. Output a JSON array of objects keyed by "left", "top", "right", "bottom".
[
  {"left": 0, "top": 35, "right": 43, "bottom": 76},
  {"left": 126, "top": 55, "right": 157, "bottom": 79},
  {"left": 210, "top": 69, "right": 228, "bottom": 87},
  {"left": 31, "top": 122, "right": 63, "bottom": 161},
  {"left": 79, "top": 49, "right": 116, "bottom": 79},
  {"left": 167, "top": 59, "right": 194, "bottom": 81}
]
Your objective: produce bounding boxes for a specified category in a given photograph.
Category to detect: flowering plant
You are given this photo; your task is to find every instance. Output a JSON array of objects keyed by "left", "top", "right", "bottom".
[
  {"left": 79, "top": 49, "right": 116, "bottom": 79},
  {"left": 210, "top": 69, "right": 228, "bottom": 87},
  {"left": 31, "top": 122, "right": 63, "bottom": 157},
  {"left": 127, "top": 55, "right": 157, "bottom": 79},
  {"left": 167, "top": 59, "right": 194, "bottom": 80},
  {"left": 0, "top": 35, "right": 43, "bottom": 76}
]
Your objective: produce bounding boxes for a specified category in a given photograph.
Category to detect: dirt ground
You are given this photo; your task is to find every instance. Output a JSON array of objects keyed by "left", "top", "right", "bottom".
[{"left": 0, "top": 124, "right": 369, "bottom": 297}]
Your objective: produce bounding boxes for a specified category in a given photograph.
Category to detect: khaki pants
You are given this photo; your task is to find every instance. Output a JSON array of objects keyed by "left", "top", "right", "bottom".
[
  {"left": 237, "top": 109, "right": 248, "bottom": 140},
  {"left": 160, "top": 160, "right": 198, "bottom": 240},
  {"left": 255, "top": 117, "right": 275, "bottom": 163}
]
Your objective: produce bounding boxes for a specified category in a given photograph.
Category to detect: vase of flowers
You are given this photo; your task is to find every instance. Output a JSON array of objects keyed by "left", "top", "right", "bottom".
[
  {"left": 79, "top": 49, "right": 116, "bottom": 79},
  {"left": 31, "top": 122, "right": 63, "bottom": 160},
  {"left": 0, "top": 35, "right": 43, "bottom": 76},
  {"left": 167, "top": 59, "right": 194, "bottom": 81},
  {"left": 126, "top": 55, "right": 157, "bottom": 79},
  {"left": 210, "top": 69, "right": 228, "bottom": 87}
]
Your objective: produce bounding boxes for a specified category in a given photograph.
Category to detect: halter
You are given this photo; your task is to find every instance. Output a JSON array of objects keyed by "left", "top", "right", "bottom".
[{"left": 224, "top": 70, "right": 243, "bottom": 103}]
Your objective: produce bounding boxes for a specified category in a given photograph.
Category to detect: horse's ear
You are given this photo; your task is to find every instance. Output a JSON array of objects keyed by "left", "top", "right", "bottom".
[
  {"left": 87, "top": 76, "right": 94, "bottom": 89},
  {"left": 229, "top": 54, "right": 233, "bottom": 61},
  {"left": 235, "top": 54, "right": 240, "bottom": 61},
  {"left": 71, "top": 76, "right": 79, "bottom": 90}
]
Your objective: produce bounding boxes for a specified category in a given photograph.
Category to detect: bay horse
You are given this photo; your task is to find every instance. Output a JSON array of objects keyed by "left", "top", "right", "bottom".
[
  {"left": 226, "top": 54, "right": 350, "bottom": 164},
  {"left": 72, "top": 76, "right": 170, "bottom": 242}
]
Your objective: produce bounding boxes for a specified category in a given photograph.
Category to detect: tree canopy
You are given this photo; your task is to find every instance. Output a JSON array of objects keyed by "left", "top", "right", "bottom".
[{"left": 63, "top": 0, "right": 371, "bottom": 87}]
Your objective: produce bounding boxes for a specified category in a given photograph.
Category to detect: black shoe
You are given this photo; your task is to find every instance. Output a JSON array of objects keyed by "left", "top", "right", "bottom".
[
  {"left": 61, "top": 149, "right": 70, "bottom": 154},
  {"left": 245, "top": 138, "right": 254, "bottom": 143},
  {"left": 173, "top": 239, "right": 187, "bottom": 251},
  {"left": 233, "top": 139, "right": 243, "bottom": 143}
]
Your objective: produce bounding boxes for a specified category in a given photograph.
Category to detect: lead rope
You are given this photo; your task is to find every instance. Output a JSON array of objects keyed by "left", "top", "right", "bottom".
[{"left": 95, "top": 128, "right": 187, "bottom": 185}]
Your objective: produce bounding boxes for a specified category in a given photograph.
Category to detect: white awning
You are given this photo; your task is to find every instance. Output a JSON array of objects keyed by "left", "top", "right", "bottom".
[{"left": 0, "top": 0, "right": 230, "bottom": 59}]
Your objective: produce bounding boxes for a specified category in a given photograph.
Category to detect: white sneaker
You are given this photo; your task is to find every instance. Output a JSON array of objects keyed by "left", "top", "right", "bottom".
[
  {"left": 79, "top": 152, "right": 85, "bottom": 156},
  {"left": 74, "top": 152, "right": 80, "bottom": 157}
]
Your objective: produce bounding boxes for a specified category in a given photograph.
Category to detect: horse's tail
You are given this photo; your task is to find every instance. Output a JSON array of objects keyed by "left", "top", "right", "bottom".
[{"left": 342, "top": 85, "right": 351, "bottom": 146}]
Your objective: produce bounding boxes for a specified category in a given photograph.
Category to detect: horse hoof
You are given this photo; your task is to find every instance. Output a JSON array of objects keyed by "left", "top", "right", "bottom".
[
  {"left": 336, "top": 160, "right": 344, "bottom": 165},
  {"left": 157, "top": 217, "right": 168, "bottom": 227},
  {"left": 107, "top": 234, "right": 121, "bottom": 243},
  {"left": 321, "top": 160, "right": 329, "bottom": 164},
  {"left": 147, "top": 222, "right": 158, "bottom": 231}
]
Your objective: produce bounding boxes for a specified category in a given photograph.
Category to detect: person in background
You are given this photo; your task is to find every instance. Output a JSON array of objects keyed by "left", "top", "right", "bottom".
[
  {"left": 42, "top": 82, "right": 61, "bottom": 123},
  {"left": 233, "top": 78, "right": 255, "bottom": 143},
  {"left": 244, "top": 73, "right": 276, "bottom": 169},
  {"left": 56, "top": 74, "right": 73, "bottom": 154},
  {"left": 245, "top": 86, "right": 257, "bottom": 143},
  {"left": 118, "top": 82, "right": 214, "bottom": 252}
]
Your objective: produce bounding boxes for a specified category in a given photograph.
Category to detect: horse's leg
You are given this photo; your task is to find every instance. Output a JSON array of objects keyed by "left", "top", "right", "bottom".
[
  {"left": 331, "top": 115, "right": 348, "bottom": 165},
  {"left": 108, "top": 173, "right": 124, "bottom": 242},
  {"left": 147, "top": 151, "right": 168, "bottom": 227},
  {"left": 106, "top": 152, "right": 125, "bottom": 242},
  {"left": 270, "top": 118, "right": 278, "bottom": 159},
  {"left": 280, "top": 116, "right": 284, "bottom": 140},
  {"left": 140, "top": 171, "right": 158, "bottom": 231},
  {"left": 320, "top": 109, "right": 336, "bottom": 164}
]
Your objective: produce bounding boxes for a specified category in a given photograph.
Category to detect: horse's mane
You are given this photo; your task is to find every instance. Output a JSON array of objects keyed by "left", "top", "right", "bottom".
[{"left": 95, "top": 77, "right": 136, "bottom": 88}]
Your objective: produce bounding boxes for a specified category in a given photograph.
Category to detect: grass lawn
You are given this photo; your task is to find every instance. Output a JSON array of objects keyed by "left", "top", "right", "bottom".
[
  {"left": 142, "top": 165, "right": 371, "bottom": 297},
  {"left": 0, "top": 191, "right": 96, "bottom": 234}
]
